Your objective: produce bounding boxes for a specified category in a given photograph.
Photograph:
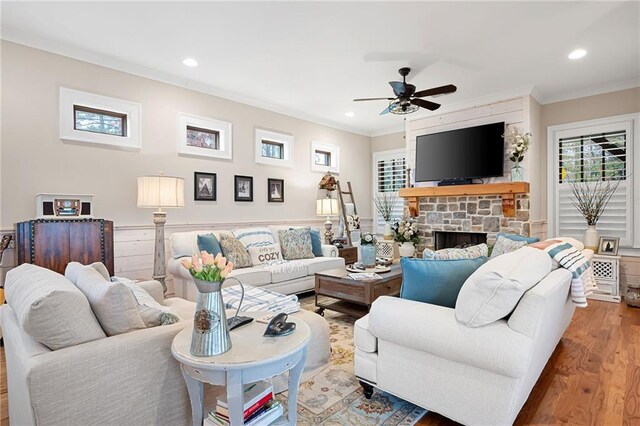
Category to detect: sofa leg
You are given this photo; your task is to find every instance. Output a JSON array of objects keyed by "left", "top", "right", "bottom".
[{"left": 360, "top": 380, "right": 374, "bottom": 399}]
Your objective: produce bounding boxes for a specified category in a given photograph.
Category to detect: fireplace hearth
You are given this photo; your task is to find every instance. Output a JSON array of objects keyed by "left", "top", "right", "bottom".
[{"left": 435, "top": 231, "right": 487, "bottom": 250}]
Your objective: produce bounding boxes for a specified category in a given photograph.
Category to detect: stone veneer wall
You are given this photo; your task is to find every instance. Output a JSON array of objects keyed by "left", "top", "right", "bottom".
[{"left": 417, "top": 194, "right": 531, "bottom": 251}]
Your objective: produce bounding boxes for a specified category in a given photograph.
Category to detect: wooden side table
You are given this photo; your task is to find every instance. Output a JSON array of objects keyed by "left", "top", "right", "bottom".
[
  {"left": 338, "top": 246, "right": 358, "bottom": 265},
  {"left": 171, "top": 312, "right": 310, "bottom": 426},
  {"left": 589, "top": 254, "right": 621, "bottom": 303}
]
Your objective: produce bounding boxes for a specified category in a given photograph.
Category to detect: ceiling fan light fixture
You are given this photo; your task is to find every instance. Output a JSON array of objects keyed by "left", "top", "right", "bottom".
[{"left": 389, "top": 100, "right": 419, "bottom": 115}]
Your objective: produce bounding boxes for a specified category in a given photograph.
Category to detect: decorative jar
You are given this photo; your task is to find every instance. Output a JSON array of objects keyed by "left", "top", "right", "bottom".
[
  {"left": 625, "top": 282, "right": 640, "bottom": 308},
  {"left": 583, "top": 225, "right": 599, "bottom": 252},
  {"left": 383, "top": 222, "right": 393, "bottom": 240},
  {"left": 361, "top": 244, "right": 377, "bottom": 268},
  {"left": 399, "top": 242, "right": 416, "bottom": 258},
  {"left": 190, "top": 278, "right": 231, "bottom": 357}
]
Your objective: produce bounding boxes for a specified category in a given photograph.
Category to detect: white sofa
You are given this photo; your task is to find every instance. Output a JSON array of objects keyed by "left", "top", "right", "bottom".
[
  {"left": 2, "top": 263, "right": 331, "bottom": 426},
  {"left": 354, "top": 262, "right": 576, "bottom": 425},
  {"left": 168, "top": 226, "right": 344, "bottom": 300}
]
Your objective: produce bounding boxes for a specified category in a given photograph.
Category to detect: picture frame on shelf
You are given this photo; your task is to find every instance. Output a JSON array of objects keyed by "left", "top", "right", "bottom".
[
  {"left": 597, "top": 237, "right": 620, "bottom": 256},
  {"left": 234, "top": 175, "right": 253, "bottom": 202},
  {"left": 267, "top": 178, "right": 284, "bottom": 203},
  {"left": 194, "top": 172, "right": 216, "bottom": 201}
]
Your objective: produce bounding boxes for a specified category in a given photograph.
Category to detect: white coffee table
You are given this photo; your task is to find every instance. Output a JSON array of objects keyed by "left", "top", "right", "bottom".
[{"left": 171, "top": 312, "right": 310, "bottom": 426}]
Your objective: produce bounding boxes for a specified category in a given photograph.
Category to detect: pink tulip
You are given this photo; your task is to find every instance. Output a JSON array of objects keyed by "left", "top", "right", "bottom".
[
  {"left": 214, "top": 253, "right": 223, "bottom": 264},
  {"left": 192, "top": 256, "right": 203, "bottom": 272},
  {"left": 180, "top": 259, "right": 192, "bottom": 270},
  {"left": 218, "top": 257, "right": 227, "bottom": 269},
  {"left": 220, "top": 263, "right": 233, "bottom": 278},
  {"left": 201, "top": 251, "right": 215, "bottom": 266},
  {"left": 227, "top": 261, "right": 234, "bottom": 272}
]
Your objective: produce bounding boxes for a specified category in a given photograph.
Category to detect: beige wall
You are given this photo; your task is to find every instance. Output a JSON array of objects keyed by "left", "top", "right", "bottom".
[
  {"left": 372, "top": 132, "right": 405, "bottom": 153},
  {"left": 0, "top": 41, "right": 372, "bottom": 229}
]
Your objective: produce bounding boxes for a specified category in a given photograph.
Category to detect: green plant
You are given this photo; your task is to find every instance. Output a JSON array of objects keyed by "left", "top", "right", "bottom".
[{"left": 373, "top": 193, "right": 399, "bottom": 222}]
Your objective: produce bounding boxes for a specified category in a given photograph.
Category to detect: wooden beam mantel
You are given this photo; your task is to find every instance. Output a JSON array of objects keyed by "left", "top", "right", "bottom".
[{"left": 398, "top": 182, "right": 530, "bottom": 218}]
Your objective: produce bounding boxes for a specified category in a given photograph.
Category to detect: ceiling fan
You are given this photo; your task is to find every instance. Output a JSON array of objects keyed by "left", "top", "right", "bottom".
[{"left": 354, "top": 67, "right": 457, "bottom": 115}]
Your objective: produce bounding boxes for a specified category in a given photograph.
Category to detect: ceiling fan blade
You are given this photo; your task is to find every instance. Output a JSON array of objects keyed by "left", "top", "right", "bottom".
[
  {"left": 353, "top": 97, "right": 396, "bottom": 102},
  {"left": 413, "top": 84, "right": 457, "bottom": 98},
  {"left": 411, "top": 98, "right": 441, "bottom": 111},
  {"left": 389, "top": 81, "right": 406, "bottom": 97},
  {"left": 379, "top": 105, "right": 392, "bottom": 115}
]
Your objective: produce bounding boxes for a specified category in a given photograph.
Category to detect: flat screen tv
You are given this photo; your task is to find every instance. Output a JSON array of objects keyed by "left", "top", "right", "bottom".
[{"left": 414, "top": 122, "right": 505, "bottom": 182}]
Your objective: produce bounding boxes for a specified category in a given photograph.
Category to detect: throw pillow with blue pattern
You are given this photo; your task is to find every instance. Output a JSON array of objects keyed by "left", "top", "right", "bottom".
[
  {"left": 490, "top": 235, "right": 528, "bottom": 259},
  {"left": 422, "top": 243, "right": 488, "bottom": 260},
  {"left": 278, "top": 228, "right": 314, "bottom": 260}
]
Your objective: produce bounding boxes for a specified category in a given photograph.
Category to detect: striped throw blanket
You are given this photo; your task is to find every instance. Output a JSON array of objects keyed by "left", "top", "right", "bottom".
[
  {"left": 544, "top": 242, "right": 597, "bottom": 307},
  {"left": 222, "top": 284, "right": 300, "bottom": 314}
]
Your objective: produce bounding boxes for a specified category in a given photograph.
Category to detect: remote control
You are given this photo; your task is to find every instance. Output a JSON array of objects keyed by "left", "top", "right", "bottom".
[{"left": 227, "top": 315, "right": 254, "bottom": 330}]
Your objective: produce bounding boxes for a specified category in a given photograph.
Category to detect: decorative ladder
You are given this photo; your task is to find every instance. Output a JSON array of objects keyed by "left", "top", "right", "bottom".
[{"left": 336, "top": 181, "right": 358, "bottom": 246}]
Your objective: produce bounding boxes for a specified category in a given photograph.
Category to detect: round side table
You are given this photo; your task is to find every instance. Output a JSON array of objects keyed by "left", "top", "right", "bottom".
[{"left": 171, "top": 312, "right": 310, "bottom": 426}]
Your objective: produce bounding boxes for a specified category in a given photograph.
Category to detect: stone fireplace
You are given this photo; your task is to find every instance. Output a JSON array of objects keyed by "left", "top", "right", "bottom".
[{"left": 434, "top": 231, "right": 487, "bottom": 250}]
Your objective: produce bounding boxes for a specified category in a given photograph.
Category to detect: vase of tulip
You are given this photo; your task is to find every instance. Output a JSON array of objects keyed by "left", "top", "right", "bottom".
[{"left": 181, "top": 252, "right": 234, "bottom": 356}]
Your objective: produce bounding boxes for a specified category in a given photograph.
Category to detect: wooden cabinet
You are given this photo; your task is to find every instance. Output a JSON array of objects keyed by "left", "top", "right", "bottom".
[
  {"left": 16, "top": 219, "right": 114, "bottom": 276},
  {"left": 338, "top": 246, "right": 358, "bottom": 265}
]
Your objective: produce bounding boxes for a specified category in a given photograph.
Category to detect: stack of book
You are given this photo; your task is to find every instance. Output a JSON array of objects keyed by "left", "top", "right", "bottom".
[{"left": 204, "top": 381, "right": 283, "bottom": 426}]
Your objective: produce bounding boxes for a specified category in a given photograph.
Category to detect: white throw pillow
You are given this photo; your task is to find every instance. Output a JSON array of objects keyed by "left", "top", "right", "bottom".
[
  {"left": 232, "top": 227, "right": 276, "bottom": 249},
  {"left": 75, "top": 267, "right": 146, "bottom": 336},
  {"left": 455, "top": 247, "right": 552, "bottom": 327},
  {"left": 247, "top": 244, "right": 283, "bottom": 266},
  {"left": 112, "top": 277, "right": 181, "bottom": 326}
]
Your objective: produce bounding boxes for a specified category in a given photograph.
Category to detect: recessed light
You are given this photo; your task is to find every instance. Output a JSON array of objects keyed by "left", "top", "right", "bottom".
[
  {"left": 182, "top": 58, "right": 198, "bottom": 67},
  {"left": 568, "top": 49, "right": 587, "bottom": 60},
  {"left": 345, "top": 111, "right": 355, "bottom": 117}
]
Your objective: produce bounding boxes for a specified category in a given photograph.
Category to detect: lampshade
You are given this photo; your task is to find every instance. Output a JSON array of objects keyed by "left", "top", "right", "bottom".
[
  {"left": 137, "top": 175, "right": 185, "bottom": 209},
  {"left": 316, "top": 197, "right": 339, "bottom": 216}
]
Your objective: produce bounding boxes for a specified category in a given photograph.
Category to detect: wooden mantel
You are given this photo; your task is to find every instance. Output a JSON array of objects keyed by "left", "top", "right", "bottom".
[{"left": 399, "top": 182, "right": 530, "bottom": 217}]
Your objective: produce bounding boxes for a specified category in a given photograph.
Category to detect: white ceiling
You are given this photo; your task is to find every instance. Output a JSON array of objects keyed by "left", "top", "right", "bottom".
[{"left": 2, "top": 1, "right": 639, "bottom": 136}]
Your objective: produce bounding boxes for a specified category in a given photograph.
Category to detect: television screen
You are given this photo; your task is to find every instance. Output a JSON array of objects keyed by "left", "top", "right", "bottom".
[{"left": 414, "top": 122, "right": 505, "bottom": 182}]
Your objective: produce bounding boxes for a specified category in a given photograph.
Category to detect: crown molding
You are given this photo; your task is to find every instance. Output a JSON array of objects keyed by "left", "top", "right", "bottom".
[
  {"left": 536, "top": 78, "right": 640, "bottom": 105},
  {"left": 1, "top": 31, "right": 373, "bottom": 137}
]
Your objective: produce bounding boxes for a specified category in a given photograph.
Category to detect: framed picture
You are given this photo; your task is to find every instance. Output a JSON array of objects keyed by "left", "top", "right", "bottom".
[
  {"left": 597, "top": 237, "right": 620, "bottom": 256},
  {"left": 178, "top": 113, "right": 233, "bottom": 160},
  {"left": 194, "top": 172, "right": 216, "bottom": 201},
  {"left": 267, "top": 178, "right": 284, "bottom": 202},
  {"left": 234, "top": 175, "right": 253, "bottom": 202}
]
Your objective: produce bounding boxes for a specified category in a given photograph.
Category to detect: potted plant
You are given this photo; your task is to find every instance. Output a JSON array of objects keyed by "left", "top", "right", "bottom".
[
  {"left": 392, "top": 217, "right": 420, "bottom": 257},
  {"left": 373, "top": 193, "right": 399, "bottom": 240},
  {"left": 569, "top": 178, "right": 622, "bottom": 251},
  {"left": 360, "top": 233, "right": 377, "bottom": 267},
  {"left": 504, "top": 126, "right": 531, "bottom": 182}
]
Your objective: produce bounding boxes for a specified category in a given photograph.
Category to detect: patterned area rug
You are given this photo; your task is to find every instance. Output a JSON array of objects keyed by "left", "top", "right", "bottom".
[{"left": 276, "top": 296, "right": 426, "bottom": 425}]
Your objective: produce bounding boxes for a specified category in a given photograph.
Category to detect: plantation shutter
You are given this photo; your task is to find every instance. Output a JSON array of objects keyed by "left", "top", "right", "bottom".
[
  {"left": 555, "top": 127, "right": 631, "bottom": 246},
  {"left": 373, "top": 151, "right": 406, "bottom": 234}
]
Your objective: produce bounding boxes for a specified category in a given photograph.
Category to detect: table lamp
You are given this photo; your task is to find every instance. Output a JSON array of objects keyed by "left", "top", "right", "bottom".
[
  {"left": 137, "top": 173, "right": 184, "bottom": 293},
  {"left": 316, "top": 195, "right": 340, "bottom": 244}
]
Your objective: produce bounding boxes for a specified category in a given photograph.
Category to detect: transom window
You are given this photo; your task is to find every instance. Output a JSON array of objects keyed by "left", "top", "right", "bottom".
[
  {"left": 314, "top": 150, "right": 332, "bottom": 166},
  {"left": 261, "top": 140, "right": 284, "bottom": 159},
  {"left": 73, "top": 105, "right": 127, "bottom": 137},
  {"left": 311, "top": 141, "right": 340, "bottom": 173},
  {"left": 186, "top": 125, "right": 219, "bottom": 150}
]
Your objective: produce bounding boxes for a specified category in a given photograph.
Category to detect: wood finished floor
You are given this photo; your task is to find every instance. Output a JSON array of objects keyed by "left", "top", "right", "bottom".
[{"left": 0, "top": 300, "right": 638, "bottom": 425}]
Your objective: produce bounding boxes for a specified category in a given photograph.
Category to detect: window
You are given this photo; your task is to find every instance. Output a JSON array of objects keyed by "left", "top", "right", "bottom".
[
  {"left": 178, "top": 113, "right": 232, "bottom": 160},
  {"left": 548, "top": 114, "right": 637, "bottom": 249},
  {"left": 254, "top": 129, "right": 293, "bottom": 167},
  {"left": 186, "top": 126, "right": 219, "bottom": 150},
  {"left": 74, "top": 105, "right": 127, "bottom": 137},
  {"left": 314, "top": 150, "right": 331, "bottom": 166},
  {"left": 60, "top": 87, "right": 141, "bottom": 150},
  {"left": 311, "top": 141, "right": 340, "bottom": 173},
  {"left": 373, "top": 149, "right": 406, "bottom": 234},
  {"left": 262, "top": 140, "right": 284, "bottom": 159}
]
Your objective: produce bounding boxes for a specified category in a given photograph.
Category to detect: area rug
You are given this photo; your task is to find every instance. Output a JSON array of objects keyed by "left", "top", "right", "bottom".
[{"left": 276, "top": 296, "right": 426, "bottom": 425}]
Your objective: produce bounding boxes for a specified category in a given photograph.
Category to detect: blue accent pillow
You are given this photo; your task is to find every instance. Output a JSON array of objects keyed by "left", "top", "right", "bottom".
[
  {"left": 196, "top": 233, "right": 222, "bottom": 257},
  {"left": 400, "top": 257, "right": 487, "bottom": 308},
  {"left": 496, "top": 232, "right": 539, "bottom": 244},
  {"left": 309, "top": 229, "right": 323, "bottom": 257}
]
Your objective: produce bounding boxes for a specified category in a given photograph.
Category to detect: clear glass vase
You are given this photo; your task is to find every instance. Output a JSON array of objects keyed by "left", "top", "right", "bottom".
[{"left": 510, "top": 162, "right": 525, "bottom": 182}]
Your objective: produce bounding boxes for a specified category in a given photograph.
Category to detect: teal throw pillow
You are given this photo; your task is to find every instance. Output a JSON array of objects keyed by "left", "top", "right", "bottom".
[
  {"left": 496, "top": 232, "right": 539, "bottom": 244},
  {"left": 309, "top": 229, "right": 323, "bottom": 257},
  {"left": 400, "top": 257, "right": 487, "bottom": 308},
  {"left": 197, "top": 233, "right": 222, "bottom": 257}
]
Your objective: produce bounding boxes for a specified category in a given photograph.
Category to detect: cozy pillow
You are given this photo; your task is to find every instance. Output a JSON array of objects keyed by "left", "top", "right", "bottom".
[
  {"left": 496, "top": 232, "right": 540, "bottom": 244},
  {"left": 400, "top": 257, "right": 487, "bottom": 308},
  {"left": 5, "top": 264, "right": 106, "bottom": 350},
  {"left": 65, "top": 261, "right": 110, "bottom": 283},
  {"left": 455, "top": 247, "right": 552, "bottom": 327},
  {"left": 219, "top": 233, "right": 252, "bottom": 268},
  {"left": 278, "top": 228, "right": 315, "bottom": 260},
  {"left": 490, "top": 236, "right": 528, "bottom": 259},
  {"left": 197, "top": 233, "right": 222, "bottom": 256},
  {"left": 309, "top": 228, "right": 324, "bottom": 257},
  {"left": 422, "top": 243, "right": 488, "bottom": 260},
  {"left": 232, "top": 227, "right": 276, "bottom": 249},
  {"left": 75, "top": 267, "right": 146, "bottom": 336},
  {"left": 552, "top": 236, "right": 584, "bottom": 251},
  {"left": 247, "top": 244, "right": 283, "bottom": 266},
  {"left": 112, "top": 277, "right": 180, "bottom": 326}
]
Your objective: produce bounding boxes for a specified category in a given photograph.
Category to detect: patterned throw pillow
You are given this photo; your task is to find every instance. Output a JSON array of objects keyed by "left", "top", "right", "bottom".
[
  {"left": 247, "top": 244, "right": 283, "bottom": 266},
  {"left": 232, "top": 227, "right": 276, "bottom": 249},
  {"left": 219, "top": 234, "right": 252, "bottom": 268},
  {"left": 422, "top": 243, "right": 488, "bottom": 260},
  {"left": 490, "top": 236, "right": 528, "bottom": 259},
  {"left": 278, "top": 228, "right": 315, "bottom": 260}
]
